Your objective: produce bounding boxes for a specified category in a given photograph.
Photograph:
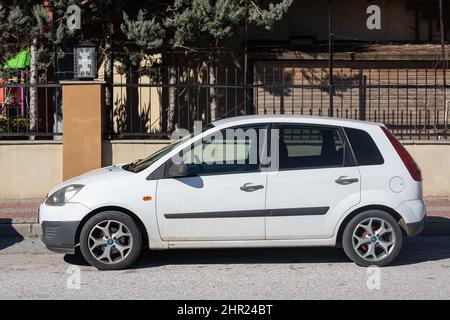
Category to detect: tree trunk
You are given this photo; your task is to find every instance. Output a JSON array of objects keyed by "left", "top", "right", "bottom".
[
  {"left": 29, "top": 39, "right": 38, "bottom": 140},
  {"left": 167, "top": 66, "right": 176, "bottom": 132},
  {"left": 209, "top": 57, "right": 217, "bottom": 122}
]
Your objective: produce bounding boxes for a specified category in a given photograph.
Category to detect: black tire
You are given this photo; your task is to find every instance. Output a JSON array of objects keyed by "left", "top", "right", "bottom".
[
  {"left": 342, "top": 210, "right": 403, "bottom": 267},
  {"left": 80, "top": 211, "right": 142, "bottom": 270}
]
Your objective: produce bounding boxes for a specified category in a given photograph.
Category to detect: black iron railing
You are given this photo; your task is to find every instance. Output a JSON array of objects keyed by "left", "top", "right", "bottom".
[
  {"left": 1, "top": 56, "right": 448, "bottom": 141},
  {"left": 107, "top": 64, "right": 449, "bottom": 140},
  {"left": 0, "top": 82, "right": 62, "bottom": 139}
]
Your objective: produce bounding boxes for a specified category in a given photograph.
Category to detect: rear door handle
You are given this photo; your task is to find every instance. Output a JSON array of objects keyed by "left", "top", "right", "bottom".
[
  {"left": 335, "top": 176, "right": 359, "bottom": 185},
  {"left": 240, "top": 183, "right": 264, "bottom": 192}
]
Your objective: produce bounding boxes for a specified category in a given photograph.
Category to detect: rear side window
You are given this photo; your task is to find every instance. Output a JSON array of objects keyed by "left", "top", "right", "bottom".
[
  {"left": 344, "top": 127, "right": 384, "bottom": 166},
  {"left": 277, "top": 125, "right": 345, "bottom": 170}
]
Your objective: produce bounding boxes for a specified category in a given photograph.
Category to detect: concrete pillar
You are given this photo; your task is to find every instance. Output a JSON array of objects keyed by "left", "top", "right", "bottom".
[{"left": 61, "top": 81, "right": 105, "bottom": 180}]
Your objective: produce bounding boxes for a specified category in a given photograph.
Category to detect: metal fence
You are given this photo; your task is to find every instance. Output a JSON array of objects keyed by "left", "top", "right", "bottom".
[
  {"left": 0, "top": 71, "right": 62, "bottom": 139},
  {"left": 254, "top": 64, "right": 450, "bottom": 140},
  {"left": 0, "top": 49, "right": 77, "bottom": 140},
  {"left": 1, "top": 55, "right": 449, "bottom": 141},
  {"left": 109, "top": 63, "right": 450, "bottom": 140}
]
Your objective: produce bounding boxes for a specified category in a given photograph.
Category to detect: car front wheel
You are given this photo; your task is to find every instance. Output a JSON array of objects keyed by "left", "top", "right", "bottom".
[
  {"left": 80, "top": 211, "right": 142, "bottom": 270},
  {"left": 342, "top": 210, "right": 403, "bottom": 267}
]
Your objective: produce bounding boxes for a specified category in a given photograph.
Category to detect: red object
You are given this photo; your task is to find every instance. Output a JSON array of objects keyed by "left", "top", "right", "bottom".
[{"left": 381, "top": 126, "right": 423, "bottom": 181}]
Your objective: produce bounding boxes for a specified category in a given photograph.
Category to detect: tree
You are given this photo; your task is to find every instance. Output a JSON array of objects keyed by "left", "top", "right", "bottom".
[
  {"left": 76, "top": 0, "right": 140, "bottom": 135},
  {"left": 165, "top": 0, "right": 293, "bottom": 122},
  {"left": 0, "top": 1, "right": 294, "bottom": 135},
  {"left": 121, "top": 9, "right": 166, "bottom": 66},
  {"left": 0, "top": 0, "right": 136, "bottom": 136},
  {"left": 120, "top": 7, "right": 166, "bottom": 133},
  {"left": 0, "top": 1, "right": 59, "bottom": 137}
]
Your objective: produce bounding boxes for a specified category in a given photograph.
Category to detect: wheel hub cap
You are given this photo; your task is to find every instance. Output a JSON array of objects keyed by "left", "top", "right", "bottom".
[
  {"left": 352, "top": 217, "right": 396, "bottom": 262},
  {"left": 87, "top": 220, "right": 133, "bottom": 264}
]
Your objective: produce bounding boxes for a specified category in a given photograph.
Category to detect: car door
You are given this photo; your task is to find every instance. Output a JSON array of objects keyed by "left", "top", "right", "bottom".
[
  {"left": 156, "top": 125, "right": 268, "bottom": 241},
  {"left": 265, "top": 124, "right": 361, "bottom": 240}
]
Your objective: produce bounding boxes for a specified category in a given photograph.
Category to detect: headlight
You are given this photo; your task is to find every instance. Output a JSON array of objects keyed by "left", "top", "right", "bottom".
[{"left": 45, "top": 184, "right": 84, "bottom": 206}]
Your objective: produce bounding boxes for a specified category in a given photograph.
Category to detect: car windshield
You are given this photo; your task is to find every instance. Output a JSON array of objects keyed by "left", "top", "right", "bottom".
[{"left": 123, "top": 124, "right": 214, "bottom": 173}]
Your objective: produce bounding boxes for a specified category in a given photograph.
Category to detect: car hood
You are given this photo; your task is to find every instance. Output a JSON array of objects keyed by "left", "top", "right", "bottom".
[{"left": 47, "top": 164, "right": 132, "bottom": 196}]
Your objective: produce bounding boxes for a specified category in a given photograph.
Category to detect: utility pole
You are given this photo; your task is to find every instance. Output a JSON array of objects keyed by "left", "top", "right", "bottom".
[
  {"left": 439, "top": 0, "right": 446, "bottom": 84},
  {"left": 244, "top": 0, "right": 249, "bottom": 116},
  {"left": 439, "top": 0, "right": 447, "bottom": 138},
  {"left": 328, "top": 0, "right": 334, "bottom": 117}
]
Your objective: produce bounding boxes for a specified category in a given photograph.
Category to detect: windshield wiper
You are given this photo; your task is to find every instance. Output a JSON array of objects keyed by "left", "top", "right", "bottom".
[{"left": 125, "top": 159, "right": 142, "bottom": 173}]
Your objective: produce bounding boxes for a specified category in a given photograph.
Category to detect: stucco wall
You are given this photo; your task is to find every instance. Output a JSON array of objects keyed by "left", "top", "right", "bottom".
[
  {"left": 102, "top": 140, "right": 169, "bottom": 166},
  {"left": 404, "top": 142, "right": 450, "bottom": 197},
  {"left": 0, "top": 141, "right": 62, "bottom": 199},
  {"left": 0, "top": 140, "right": 448, "bottom": 199}
]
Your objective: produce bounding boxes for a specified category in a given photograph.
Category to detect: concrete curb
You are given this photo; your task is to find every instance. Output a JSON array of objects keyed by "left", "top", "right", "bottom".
[{"left": 0, "top": 223, "right": 42, "bottom": 238}]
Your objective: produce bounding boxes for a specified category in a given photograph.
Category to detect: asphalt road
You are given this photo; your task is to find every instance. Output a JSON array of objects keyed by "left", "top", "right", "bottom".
[{"left": 1, "top": 236, "right": 450, "bottom": 300}]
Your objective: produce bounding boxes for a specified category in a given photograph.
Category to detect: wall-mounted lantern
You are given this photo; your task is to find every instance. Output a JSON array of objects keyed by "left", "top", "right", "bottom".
[{"left": 73, "top": 41, "right": 97, "bottom": 80}]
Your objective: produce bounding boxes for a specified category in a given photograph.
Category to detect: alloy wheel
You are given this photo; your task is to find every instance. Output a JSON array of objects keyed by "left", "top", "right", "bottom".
[
  {"left": 88, "top": 220, "right": 133, "bottom": 264},
  {"left": 352, "top": 217, "right": 396, "bottom": 262}
]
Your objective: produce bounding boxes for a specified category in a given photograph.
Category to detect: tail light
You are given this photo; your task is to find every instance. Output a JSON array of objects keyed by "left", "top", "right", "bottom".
[{"left": 381, "top": 126, "right": 422, "bottom": 181}]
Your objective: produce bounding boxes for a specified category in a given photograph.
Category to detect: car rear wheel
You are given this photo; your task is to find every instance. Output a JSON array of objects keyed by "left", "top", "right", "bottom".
[
  {"left": 80, "top": 211, "right": 142, "bottom": 270},
  {"left": 342, "top": 210, "right": 403, "bottom": 267}
]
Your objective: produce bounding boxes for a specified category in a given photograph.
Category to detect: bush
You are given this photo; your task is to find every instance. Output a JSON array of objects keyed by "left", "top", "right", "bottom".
[
  {"left": 0, "top": 115, "right": 29, "bottom": 134},
  {"left": 11, "top": 116, "right": 28, "bottom": 133},
  {"left": 0, "top": 115, "right": 8, "bottom": 133}
]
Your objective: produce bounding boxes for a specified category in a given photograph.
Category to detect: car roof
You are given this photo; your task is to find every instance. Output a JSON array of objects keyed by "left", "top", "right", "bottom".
[{"left": 212, "top": 115, "right": 384, "bottom": 129}]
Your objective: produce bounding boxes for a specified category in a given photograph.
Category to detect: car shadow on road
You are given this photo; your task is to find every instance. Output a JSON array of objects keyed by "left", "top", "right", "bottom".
[
  {"left": 0, "top": 219, "right": 24, "bottom": 251},
  {"left": 392, "top": 235, "right": 450, "bottom": 266},
  {"left": 63, "top": 235, "right": 450, "bottom": 269}
]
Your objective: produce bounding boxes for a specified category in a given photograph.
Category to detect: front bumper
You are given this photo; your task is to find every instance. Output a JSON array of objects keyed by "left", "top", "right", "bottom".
[
  {"left": 39, "top": 202, "right": 91, "bottom": 254},
  {"left": 42, "top": 221, "right": 80, "bottom": 254}
]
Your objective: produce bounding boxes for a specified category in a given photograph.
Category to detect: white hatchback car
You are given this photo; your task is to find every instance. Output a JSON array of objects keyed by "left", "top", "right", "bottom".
[{"left": 39, "top": 115, "right": 426, "bottom": 270}]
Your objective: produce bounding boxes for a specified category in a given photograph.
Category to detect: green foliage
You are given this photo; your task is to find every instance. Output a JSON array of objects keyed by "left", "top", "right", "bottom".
[
  {"left": 164, "top": 0, "right": 293, "bottom": 48},
  {"left": 122, "top": 10, "right": 165, "bottom": 50},
  {"left": 0, "top": 115, "right": 8, "bottom": 134},
  {"left": 166, "top": 0, "right": 246, "bottom": 46},
  {"left": 11, "top": 116, "right": 28, "bottom": 133},
  {"left": 249, "top": 0, "right": 293, "bottom": 30},
  {"left": 0, "top": 1, "right": 76, "bottom": 69},
  {"left": 0, "top": 115, "right": 28, "bottom": 133},
  {"left": 0, "top": 0, "right": 293, "bottom": 69}
]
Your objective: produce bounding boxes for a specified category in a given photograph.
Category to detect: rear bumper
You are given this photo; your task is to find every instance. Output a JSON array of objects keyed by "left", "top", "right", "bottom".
[
  {"left": 401, "top": 215, "right": 426, "bottom": 237},
  {"left": 395, "top": 199, "right": 427, "bottom": 237},
  {"left": 395, "top": 199, "right": 427, "bottom": 222},
  {"left": 41, "top": 221, "right": 80, "bottom": 254}
]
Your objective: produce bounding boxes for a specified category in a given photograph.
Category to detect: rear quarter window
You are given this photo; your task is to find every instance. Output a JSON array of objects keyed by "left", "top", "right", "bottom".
[{"left": 344, "top": 127, "right": 384, "bottom": 166}]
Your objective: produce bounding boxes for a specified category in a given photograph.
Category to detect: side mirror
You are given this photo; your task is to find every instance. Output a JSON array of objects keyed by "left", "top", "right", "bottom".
[{"left": 168, "top": 163, "right": 189, "bottom": 178}]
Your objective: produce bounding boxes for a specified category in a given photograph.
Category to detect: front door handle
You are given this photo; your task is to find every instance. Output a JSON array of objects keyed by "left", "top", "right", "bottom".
[
  {"left": 335, "top": 176, "right": 359, "bottom": 185},
  {"left": 240, "top": 183, "right": 264, "bottom": 192}
]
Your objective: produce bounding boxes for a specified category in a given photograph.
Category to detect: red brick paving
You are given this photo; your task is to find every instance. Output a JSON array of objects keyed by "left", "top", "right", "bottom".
[
  {"left": 426, "top": 200, "right": 450, "bottom": 207},
  {"left": 0, "top": 198, "right": 449, "bottom": 224}
]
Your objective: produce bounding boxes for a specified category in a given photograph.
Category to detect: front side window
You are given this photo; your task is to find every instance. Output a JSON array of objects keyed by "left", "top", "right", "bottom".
[
  {"left": 276, "top": 125, "right": 345, "bottom": 170},
  {"left": 169, "top": 125, "right": 265, "bottom": 176}
]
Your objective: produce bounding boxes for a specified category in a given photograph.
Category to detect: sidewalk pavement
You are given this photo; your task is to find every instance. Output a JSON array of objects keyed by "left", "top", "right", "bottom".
[{"left": 0, "top": 198, "right": 449, "bottom": 238}]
